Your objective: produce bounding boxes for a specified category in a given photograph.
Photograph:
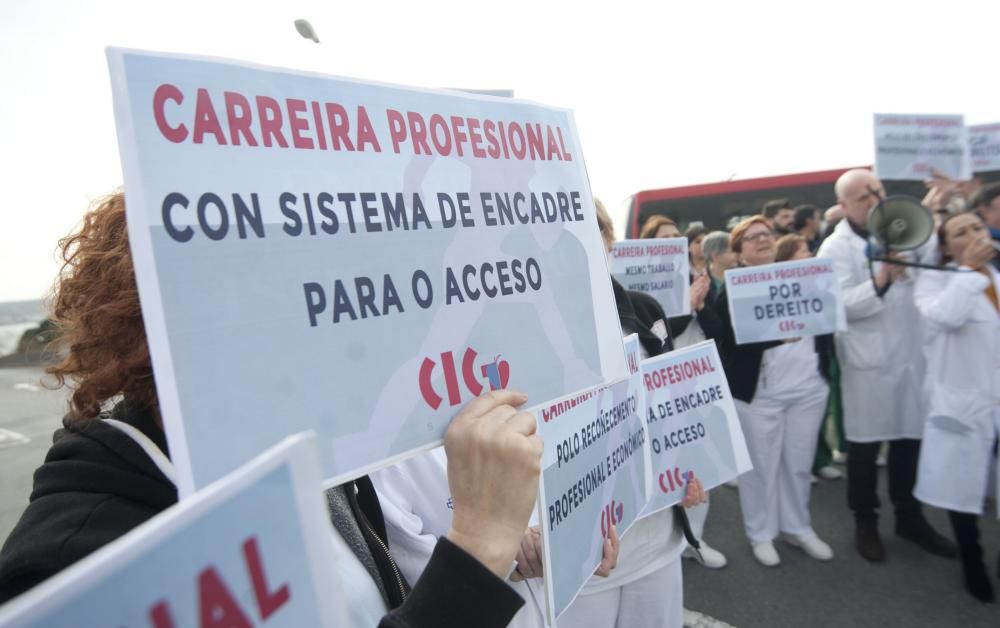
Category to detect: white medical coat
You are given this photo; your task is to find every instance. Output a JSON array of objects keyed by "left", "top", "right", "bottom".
[
  {"left": 913, "top": 264, "right": 1000, "bottom": 515},
  {"left": 815, "top": 219, "right": 932, "bottom": 442}
]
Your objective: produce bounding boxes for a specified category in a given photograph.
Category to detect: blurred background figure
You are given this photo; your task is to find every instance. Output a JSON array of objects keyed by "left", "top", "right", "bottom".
[
  {"left": 793, "top": 205, "right": 823, "bottom": 252},
  {"left": 686, "top": 224, "right": 709, "bottom": 277},
  {"left": 971, "top": 182, "right": 1000, "bottom": 271},
  {"left": 762, "top": 199, "right": 795, "bottom": 236},
  {"left": 641, "top": 215, "right": 682, "bottom": 239},
  {"left": 913, "top": 211, "right": 999, "bottom": 603},
  {"left": 702, "top": 231, "right": 737, "bottom": 298}
]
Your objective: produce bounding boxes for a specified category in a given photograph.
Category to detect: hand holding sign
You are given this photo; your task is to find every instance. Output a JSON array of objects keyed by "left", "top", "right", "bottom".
[{"left": 445, "top": 390, "right": 544, "bottom": 578}]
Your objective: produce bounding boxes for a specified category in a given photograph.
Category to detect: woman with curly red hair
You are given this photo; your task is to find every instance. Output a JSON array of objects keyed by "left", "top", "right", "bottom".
[{"left": 0, "top": 192, "right": 547, "bottom": 628}]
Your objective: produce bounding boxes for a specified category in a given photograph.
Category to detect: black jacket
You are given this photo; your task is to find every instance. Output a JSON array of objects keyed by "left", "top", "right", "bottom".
[
  {"left": 0, "top": 401, "right": 523, "bottom": 627},
  {"left": 714, "top": 284, "right": 833, "bottom": 403},
  {"left": 611, "top": 278, "right": 701, "bottom": 553}
]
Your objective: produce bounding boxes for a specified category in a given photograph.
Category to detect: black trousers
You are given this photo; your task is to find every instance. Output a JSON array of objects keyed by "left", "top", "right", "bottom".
[{"left": 846, "top": 439, "right": 923, "bottom": 525}]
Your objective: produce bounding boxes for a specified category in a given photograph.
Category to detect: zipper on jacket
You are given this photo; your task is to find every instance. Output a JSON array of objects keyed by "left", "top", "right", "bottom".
[{"left": 358, "top": 507, "right": 407, "bottom": 603}]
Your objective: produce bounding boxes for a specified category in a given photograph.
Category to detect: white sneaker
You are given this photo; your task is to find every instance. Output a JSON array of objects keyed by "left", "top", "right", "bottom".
[
  {"left": 783, "top": 533, "right": 834, "bottom": 561},
  {"left": 751, "top": 541, "right": 781, "bottom": 567},
  {"left": 817, "top": 465, "right": 843, "bottom": 480},
  {"left": 683, "top": 541, "right": 728, "bottom": 568}
]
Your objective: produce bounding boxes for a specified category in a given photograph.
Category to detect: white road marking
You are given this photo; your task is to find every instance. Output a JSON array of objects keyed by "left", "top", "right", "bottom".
[
  {"left": 13, "top": 383, "right": 41, "bottom": 392},
  {"left": 0, "top": 428, "right": 31, "bottom": 448},
  {"left": 684, "top": 608, "right": 737, "bottom": 628}
]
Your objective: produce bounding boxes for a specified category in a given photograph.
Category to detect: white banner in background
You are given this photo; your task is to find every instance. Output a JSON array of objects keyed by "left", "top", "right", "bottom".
[
  {"left": 970, "top": 123, "right": 1000, "bottom": 173},
  {"left": 874, "top": 113, "right": 971, "bottom": 181},
  {"left": 106, "top": 48, "right": 628, "bottom": 495},
  {"left": 609, "top": 238, "right": 690, "bottom": 316}
]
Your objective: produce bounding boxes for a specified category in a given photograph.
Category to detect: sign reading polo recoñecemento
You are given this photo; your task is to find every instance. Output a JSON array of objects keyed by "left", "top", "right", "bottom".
[
  {"left": 532, "top": 338, "right": 649, "bottom": 624},
  {"left": 107, "top": 48, "right": 627, "bottom": 494}
]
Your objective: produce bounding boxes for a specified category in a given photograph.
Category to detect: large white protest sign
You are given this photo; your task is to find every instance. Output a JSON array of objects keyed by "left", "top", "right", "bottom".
[
  {"left": 723, "top": 258, "right": 846, "bottom": 345},
  {"left": 0, "top": 434, "right": 346, "bottom": 628},
  {"left": 609, "top": 238, "right": 690, "bottom": 316},
  {"left": 532, "top": 346, "right": 649, "bottom": 625},
  {"left": 106, "top": 48, "right": 627, "bottom": 495},
  {"left": 970, "top": 123, "right": 1000, "bottom": 173},
  {"left": 874, "top": 113, "right": 971, "bottom": 181},
  {"left": 639, "top": 340, "right": 751, "bottom": 517}
]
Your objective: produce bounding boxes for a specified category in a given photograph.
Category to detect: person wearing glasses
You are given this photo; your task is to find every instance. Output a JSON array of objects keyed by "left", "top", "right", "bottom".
[
  {"left": 816, "top": 169, "right": 956, "bottom": 563},
  {"left": 714, "top": 216, "right": 835, "bottom": 567}
]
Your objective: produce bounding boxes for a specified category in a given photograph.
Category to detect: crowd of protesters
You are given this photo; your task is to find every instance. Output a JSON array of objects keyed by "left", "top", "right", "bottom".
[{"left": 0, "top": 171, "right": 996, "bottom": 628}]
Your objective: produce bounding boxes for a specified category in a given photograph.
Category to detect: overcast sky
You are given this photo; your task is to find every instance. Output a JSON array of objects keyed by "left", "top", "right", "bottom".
[{"left": 1, "top": 0, "right": 997, "bottom": 302}]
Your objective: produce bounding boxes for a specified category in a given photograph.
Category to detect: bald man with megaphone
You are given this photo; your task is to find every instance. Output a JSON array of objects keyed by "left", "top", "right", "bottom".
[{"left": 816, "top": 168, "right": 957, "bottom": 564}]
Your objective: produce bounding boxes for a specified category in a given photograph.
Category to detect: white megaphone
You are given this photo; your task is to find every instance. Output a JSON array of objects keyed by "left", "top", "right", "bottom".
[{"left": 866, "top": 195, "right": 934, "bottom": 254}]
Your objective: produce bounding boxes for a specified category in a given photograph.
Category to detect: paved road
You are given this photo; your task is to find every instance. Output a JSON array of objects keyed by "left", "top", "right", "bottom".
[
  {"left": 685, "top": 471, "right": 1000, "bottom": 627},
  {"left": 1, "top": 364, "right": 998, "bottom": 626}
]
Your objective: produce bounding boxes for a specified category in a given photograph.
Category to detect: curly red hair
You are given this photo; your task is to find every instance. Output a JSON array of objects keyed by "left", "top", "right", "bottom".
[{"left": 46, "top": 191, "right": 156, "bottom": 420}]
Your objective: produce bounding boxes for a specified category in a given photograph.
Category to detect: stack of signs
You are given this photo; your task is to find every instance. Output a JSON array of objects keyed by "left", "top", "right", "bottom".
[
  {"left": 609, "top": 239, "right": 691, "bottom": 316},
  {"left": 0, "top": 434, "right": 346, "bottom": 628},
  {"left": 106, "top": 48, "right": 627, "bottom": 495},
  {"left": 723, "top": 258, "right": 846, "bottom": 345},
  {"left": 532, "top": 334, "right": 649, "bottom": 625},
  {"left": 638, "top": 339, "right": 751, "bottom": 518},
  {"left": 873, "top": 113, "right": 971, "bottom": 181}
]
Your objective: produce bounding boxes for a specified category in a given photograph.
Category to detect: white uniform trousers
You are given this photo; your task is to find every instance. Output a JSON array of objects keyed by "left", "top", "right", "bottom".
[
  {"left": 558, "top": 558, "right": 682, "bottom": 628},
  {"left": 735, "top": 385, "right": 828, "bottom": 544},
  {"left": 686, "top": 497, "right": 709, "bottom": 540}
]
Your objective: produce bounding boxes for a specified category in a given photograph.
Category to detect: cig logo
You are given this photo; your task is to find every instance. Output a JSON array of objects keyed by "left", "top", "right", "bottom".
[
  {"left": 419, "top": 348, "right": 511, "bottom": 409},
  {"left": 600, "top": 499, "right": 624, "bottom": 538},
  {"left": 659, "top": 468, "right": 693, "bottom": 495}
]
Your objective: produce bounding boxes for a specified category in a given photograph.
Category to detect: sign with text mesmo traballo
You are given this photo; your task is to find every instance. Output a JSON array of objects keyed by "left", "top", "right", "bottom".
[
  {"left": 609, "top": 238, "right": 690, "bottom": 316},
  {"left": 106, "top": 48, "right": 627, "bottom": 495},
  {"left": 723, "top": 258, "right": 846, "bottom": 344},
  {"left": 532, "top": 334, "right": 650, "bottom": 625},
  {"left": 638, "top": 340, "right": 751, "bottom": 518},
  {"left": 0, "top": 434, "right": 346, "bottom": 628},
  {"left": 874, "top": 113, "right": 971, "bottom": 181}
]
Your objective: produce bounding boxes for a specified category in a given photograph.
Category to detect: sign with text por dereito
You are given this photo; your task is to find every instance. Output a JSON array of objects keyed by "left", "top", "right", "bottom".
[
  {"left": 106, "top": 48, "right": 627, "bottom": 495},
  {"left": 639, "top": 340, "right": 751, "bottom": 518},
  {"left": 532, "top": 337, "right": 650, "bottom": 625},
  {"left": 874, "top": 113, "right": 971, "bottom": 181},
  {"left": 609, "top": 238, "right": 690, "bottom": 316},
  {"left": 970, "top": 123, "right": 1000, "bottom": 173},
  {"left": 723, "top": 258, "right": 846, "bottom": 345},
  {"left": 0, "top": 434, "right": 346, "bottom": 628}
]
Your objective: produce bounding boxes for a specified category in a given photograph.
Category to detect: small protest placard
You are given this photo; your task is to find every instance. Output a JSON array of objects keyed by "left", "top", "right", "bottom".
[
  {"left": 874, "top": 113, "right": 971, "bottom": 181},
  {"left": 639, "top": 340, "right": 751, "bottom": 517},
  {"left": 970, "top": 123, "right": 1000, "bottom": 173},
  {"left": 106, "top": 48, "right": 627, "bottom": 495},
  {"left": 0, "top": 434, "right": 346, "bottom": 628},
  {"left": 532, "top": 344, "right": 649, "bottom": 625},
  {"left": 723, "top": 258, "right": 846, "bottom": 344},
  {"left": 609, "top": 238, "right": 691, "bottom": 316}
]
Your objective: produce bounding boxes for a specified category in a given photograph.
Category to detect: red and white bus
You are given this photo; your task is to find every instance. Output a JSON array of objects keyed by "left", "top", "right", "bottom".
[{"left": 622, "top": 166, "right": 933, "bottom": 237}]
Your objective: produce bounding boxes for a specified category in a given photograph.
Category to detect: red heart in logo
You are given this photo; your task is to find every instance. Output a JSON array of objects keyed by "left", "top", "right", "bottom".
[{"left": 498, "top": 359, "right": 510, "bottom": 388}]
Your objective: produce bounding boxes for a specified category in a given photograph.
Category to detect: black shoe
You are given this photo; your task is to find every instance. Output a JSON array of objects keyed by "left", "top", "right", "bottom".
[
  {"left": 896, "top": 521, "right": 959, "bottom": 559},
  {"left": 961, "top": 556, "right": 995, "bottom": 603},
  {"left": 856, "top": 522, "right": 886, "bottom": 562}
]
